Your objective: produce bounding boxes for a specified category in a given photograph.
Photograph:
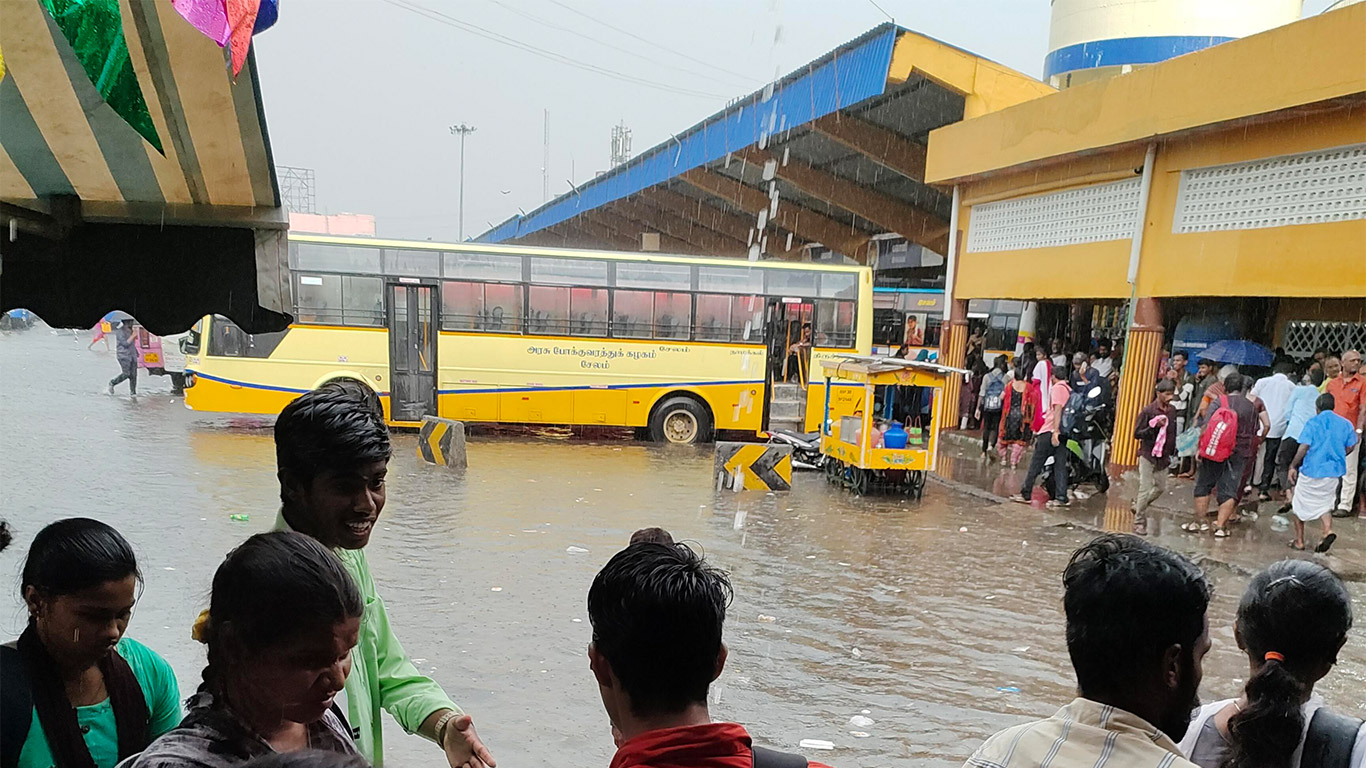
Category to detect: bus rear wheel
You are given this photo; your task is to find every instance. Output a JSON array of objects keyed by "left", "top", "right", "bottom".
[{"left": 649, "top": 396, "right": 712, "bottom": 445}]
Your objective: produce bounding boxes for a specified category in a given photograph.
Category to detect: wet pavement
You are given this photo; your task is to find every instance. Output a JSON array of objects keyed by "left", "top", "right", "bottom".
[{"left": 2, "top": 325, "right": 1362, "bottom": 768}]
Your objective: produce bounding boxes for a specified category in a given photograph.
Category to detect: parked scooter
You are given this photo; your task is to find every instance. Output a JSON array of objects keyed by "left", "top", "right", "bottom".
[
  {"left": 767, "top": 429, "right": 825, "bottom": 471},
  {"left": 1043, "top": 385, "right": 1112, "bottom": 495}
]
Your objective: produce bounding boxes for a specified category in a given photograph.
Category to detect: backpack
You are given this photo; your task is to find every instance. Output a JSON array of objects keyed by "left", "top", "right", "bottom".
[
  {"left": 1198, "top": 394, "right": 1239, "bottom": 462},
  {"left": 983, "top": 374, "right": 1005, "bottom": 412},
  {"left": 1, "top": 644, "right": 31, "bottom": 768},
  {"left": 753, "top": 746, "right": 809, "bottom": 768},
  {"left": 1302, "top": 707, "right": 1365, "bottom": 768},
  {"left": 1059, "top": 391, "right": 1087, "bottom": 436}
]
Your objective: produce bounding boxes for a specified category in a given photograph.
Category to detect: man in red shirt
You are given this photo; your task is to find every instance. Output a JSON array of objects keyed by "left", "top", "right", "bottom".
[
  {"left": 1326, "top": 348, "right": 1364, "bottom": 517},
  {"left": 588, "top": 542, "right": 831, "bottom": 768}
]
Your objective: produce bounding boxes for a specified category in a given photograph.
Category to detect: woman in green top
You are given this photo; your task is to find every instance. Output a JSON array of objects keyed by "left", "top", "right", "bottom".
[{"left": 1, "top": 518, "right": 181, "bottom": 768}]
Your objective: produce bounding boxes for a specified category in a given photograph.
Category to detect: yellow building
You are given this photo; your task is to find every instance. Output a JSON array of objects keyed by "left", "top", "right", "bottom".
[{"left": 925, "top": 3, "right": 1366, "bottom": 466}]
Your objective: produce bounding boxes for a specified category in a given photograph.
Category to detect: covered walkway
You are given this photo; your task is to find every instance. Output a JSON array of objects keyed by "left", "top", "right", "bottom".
[
  {"left": 925, "top": 4, "right": 1366, "bottom": 466},
  {"left": 480, "top": 24, "right": 1052, "bottom": 266}
]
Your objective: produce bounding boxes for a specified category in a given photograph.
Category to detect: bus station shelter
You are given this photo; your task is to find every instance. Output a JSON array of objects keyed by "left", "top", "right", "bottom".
[
  {"left": 0, "top": 0, "right": 289, "bottom": 334},
  {"left": 924, "top": 4, "right": 1366, "bottom": 467},
  {"left": 480, "top": 23, "right": 1054, "bottom": 266}
]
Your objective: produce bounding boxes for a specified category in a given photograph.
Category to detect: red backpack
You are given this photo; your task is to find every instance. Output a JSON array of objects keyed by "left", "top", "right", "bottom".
[{"left": 1199, "top": 394, "right": 1239, "bottom": 462}]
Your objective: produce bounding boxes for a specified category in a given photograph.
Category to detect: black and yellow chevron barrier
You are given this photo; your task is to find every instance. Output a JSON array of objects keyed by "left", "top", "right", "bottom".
[
  {"left": 714, "top": 442, "right": 792, "bottom": 491},
  {"left": 418, "top": 416, "right": 467, "bottom": 469}
]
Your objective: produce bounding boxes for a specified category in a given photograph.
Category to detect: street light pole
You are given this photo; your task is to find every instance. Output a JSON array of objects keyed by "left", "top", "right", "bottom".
[{"left": 449, "top": 123, "right": 476, "bottom": 240}]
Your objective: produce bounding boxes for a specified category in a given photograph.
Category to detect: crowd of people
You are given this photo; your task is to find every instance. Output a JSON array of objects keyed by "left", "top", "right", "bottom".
[
  {"left": 3, "top": 470, "right": 1361, "bottom": 767},
  {"left": 952, "top": 334, "right": 1365, "bottom": 545},
  {"left": 1161, "top": 349, "right": 1364, "bottom": 549}
]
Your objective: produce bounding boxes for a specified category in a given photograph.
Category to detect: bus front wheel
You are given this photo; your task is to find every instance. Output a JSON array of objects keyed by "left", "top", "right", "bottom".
[{"left": 648, "top": 397, "right": 712, "bottom": 445}]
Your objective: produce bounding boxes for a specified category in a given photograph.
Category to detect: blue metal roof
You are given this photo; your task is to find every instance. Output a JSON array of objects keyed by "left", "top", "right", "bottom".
[{"left": 480, "top": 24, "right": 900, "bottom": 243}]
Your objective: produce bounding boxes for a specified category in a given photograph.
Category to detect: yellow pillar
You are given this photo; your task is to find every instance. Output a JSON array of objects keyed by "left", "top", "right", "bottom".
[
  {"left": 1112, "top": 298, "right": 1164, "bottom": 468},
  {"left": 939, "top": 299, "right": 969, "bottom": 429}
]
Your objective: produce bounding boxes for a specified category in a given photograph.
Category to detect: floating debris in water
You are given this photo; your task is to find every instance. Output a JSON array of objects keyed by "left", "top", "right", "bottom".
[
  {"left": 997, "top": 686, "right": 1021, "bottom": 693},
  {"left": 848, "top": 715, "right": 874, "bottom": 728},
  {"left": 757, "top": 614, "right": 776, "bottom": 623},
  {"left": 565, "top": 546, "right": 589, "bottom": 554},
  {"left": 798, "top": 739, "right": 835, "bottom": 750}
]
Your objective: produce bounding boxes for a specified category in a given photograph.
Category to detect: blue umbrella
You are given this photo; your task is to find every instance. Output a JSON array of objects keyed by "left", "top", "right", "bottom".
[{"left": 1199, "top": 339, "right": 1273, "bottom": 367}]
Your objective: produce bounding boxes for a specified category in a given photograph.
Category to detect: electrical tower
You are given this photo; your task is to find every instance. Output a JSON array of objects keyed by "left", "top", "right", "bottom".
[
  {"left": 609, "top": 121, "right": 632, "bottom": 168},
  {"left": 276, "top": 165, "right": 316, "bottom": 213}
]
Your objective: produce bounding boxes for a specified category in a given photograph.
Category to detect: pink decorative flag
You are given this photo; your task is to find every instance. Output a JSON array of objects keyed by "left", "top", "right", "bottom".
[
  {"left": 225, "top": 0, "right": 260, "bottom": 77},
  {"left": 171, "top": 0, "right": 230, "bottom": 46}
]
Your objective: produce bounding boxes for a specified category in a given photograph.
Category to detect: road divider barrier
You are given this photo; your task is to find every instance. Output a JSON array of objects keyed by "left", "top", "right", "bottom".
[
  {"left": 418, "top": 416, "right": 467, "bottom": 469},
  {"left": 715, "top": 442, "right": 792, "bottom": 491}
]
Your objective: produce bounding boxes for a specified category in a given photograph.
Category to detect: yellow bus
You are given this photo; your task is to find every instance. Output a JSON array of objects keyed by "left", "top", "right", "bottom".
[{"left": 182, "top": 234, "right": 873, "bottom": 443}]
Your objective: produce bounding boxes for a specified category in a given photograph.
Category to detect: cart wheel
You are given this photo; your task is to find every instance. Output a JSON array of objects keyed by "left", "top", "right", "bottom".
[
  {"left": 824, "top": 458, "right": 840, "bottom": 484},
  {"left": 852, "top": 468, "right": 871, "bottom": 495},
  {"left": 911, "top": 470, "right": 926, "bottom": 499}
]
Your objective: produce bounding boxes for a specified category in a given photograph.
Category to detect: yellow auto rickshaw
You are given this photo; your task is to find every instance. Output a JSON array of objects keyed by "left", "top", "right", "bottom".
[{"left": 818, "top": 355, "right": 965, "bottom": 497}]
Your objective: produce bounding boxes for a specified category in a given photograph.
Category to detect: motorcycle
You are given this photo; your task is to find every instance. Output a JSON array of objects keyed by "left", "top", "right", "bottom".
[
  {"left": 767, "top": 429, "right": 825, "bottom": 471},
  {"left": 1043, "top": 385, "right": 1112, "bottom": 496}
]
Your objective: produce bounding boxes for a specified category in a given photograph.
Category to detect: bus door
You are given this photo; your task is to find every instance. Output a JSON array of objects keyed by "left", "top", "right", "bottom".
[
  {"left": 764, "top": 298, "right": 814, "bottom": 386},
  {"left": 386, "top": 282, "right": 438, "bottom": 422}
]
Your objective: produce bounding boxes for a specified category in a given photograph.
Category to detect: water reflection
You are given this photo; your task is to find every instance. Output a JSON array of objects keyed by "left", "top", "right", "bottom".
[{"left": 1, "top": 328, "right": 1361, "bottom": 767}]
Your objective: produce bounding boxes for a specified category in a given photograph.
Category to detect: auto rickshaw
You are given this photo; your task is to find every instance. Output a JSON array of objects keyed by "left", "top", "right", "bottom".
[{"left": 818, "top": 355, "right": 965, "bottom": 497}]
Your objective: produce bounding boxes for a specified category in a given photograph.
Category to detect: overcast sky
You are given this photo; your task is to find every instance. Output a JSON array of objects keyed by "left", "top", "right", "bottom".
[{"left": 252, "top": 0, "right": 1335, "bottom": 244}]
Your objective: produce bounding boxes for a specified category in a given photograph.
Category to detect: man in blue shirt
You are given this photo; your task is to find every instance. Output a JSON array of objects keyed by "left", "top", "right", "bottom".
[{"left": 1288, "top": 392, "right": 1358, "bottom": 553}]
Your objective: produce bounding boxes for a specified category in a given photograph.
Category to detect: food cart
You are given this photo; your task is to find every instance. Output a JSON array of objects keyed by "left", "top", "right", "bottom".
[{"left": 818, "top": 355, "right": 965, "bottom": 497}]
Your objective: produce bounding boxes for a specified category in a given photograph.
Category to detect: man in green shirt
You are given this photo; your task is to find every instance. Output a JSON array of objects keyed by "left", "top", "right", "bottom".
[{"left": 273, "top": 386, "right": 495, "bottom": 768}]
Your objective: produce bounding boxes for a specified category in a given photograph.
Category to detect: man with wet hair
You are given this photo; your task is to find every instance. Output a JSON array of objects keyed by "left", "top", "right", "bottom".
[
  {"left": 274, "top": 388, "right": 496, "bottom": 768},
  {"left": 588, "top": 542, "right": 828, "bottom": 768},
  {"left": 964, "top": 534, "right": 1211, "bottom": 768}
]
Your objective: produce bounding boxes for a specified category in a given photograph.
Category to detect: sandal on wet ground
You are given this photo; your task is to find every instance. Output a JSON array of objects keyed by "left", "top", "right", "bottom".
[
  {"left": 1180, "top": 522, "right": 1210, "bottom": 533},
  {"left": 1288, "top": 540, "right": 1305, "bottom": 550},
  {"left": 1213, "top": 526, "right": 1230, "bottom": 538},
  {"left": 1315, "top": 533, "right": 1337, "bottom": 553}
]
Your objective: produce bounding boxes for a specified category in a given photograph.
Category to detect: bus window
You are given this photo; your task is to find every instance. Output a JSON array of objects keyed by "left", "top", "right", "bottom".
[
  {"left": 732, "top": 295, "right": 764, "bottom": 343},
  {"left": 341, "top": 276, "right": 384, "bottom": 327},
  {"left": 528, "top": 285, "right": 569, "bottom": 335},
  {"left": 654, "top": 292, "right": 691, "bottom": 340},
  {"left": 385, "top": 248, "right": 440, "bottom": 277},
  {"left": 617, "top": 262, "right": 690, "bottom": 290},
  {"left": 441, "top": 281, "right": 482, "bottom": 330},
  {"left": 698, "top": 266, "right": 763, "bottom": 294},
  {"left": 443, "top": 251, "right": 523, "bottom": 281},
  {"left": 816, "top": 300, "right": 856, "bottom": 348},
  {"left": 295, "top": 274, "right": 344, "bottom": 324},
  {"left": 207, "top": 317, "right": 286, "bottom": 359},
  {"left": 183, "top": 319, "right": 203, "bottom": 355},
  {"left": 819, "top": 272, "right": 858, "bottom": 299},
  {"left": 612, "top": 290, "right": 654, "bottom": 338},
  {"left": 570, "top": 288, "right": 608, "bottom": 336},
  {"left": 293, "top": 242, "right": 382, "bottom": 273},
  {"left": 765, "top": 269, "right": 819, "bottom": 298},
  {"left": 695, "top": 294, "right": 732, "bottom": 341},
  {"left": 530, "top": 257, "right": 609, "bottom": 286},
  {"left": 874, "top": 308, "right": 905, "bottom": 349},
  {"left": 482, "top": 283, "right": 522, "bottom": 332}
]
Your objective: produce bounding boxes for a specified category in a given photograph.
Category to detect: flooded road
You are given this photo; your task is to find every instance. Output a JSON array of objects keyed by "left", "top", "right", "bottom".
[{"left": 2, "top": 325, "right": 1362, "bottom": 767}]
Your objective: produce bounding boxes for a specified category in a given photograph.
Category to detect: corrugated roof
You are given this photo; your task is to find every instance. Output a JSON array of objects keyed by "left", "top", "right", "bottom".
[{"left": 481, "top": 23, "right": 901, "bottom": 243}]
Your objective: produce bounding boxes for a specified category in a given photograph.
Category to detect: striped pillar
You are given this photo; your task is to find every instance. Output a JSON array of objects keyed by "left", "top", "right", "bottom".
[
  {"left": 1112, "top": 298, "right": 1164, "bottom": 468},
  {"left": 939, "top": 299, "right": 969, "bottom": 429}
]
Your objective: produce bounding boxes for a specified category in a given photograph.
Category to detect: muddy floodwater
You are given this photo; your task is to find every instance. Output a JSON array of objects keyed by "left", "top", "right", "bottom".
[{"left": 2, "top": 326, "right": 1362, "bottom": 767}]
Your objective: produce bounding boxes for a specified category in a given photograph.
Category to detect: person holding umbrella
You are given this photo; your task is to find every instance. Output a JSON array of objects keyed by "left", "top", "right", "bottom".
[{"left": 107, "top": 320, "right": 139, "bottom": 396}]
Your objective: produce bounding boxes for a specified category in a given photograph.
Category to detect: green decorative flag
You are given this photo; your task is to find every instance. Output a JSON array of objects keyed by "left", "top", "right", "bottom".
[{"left": 41, "top": 0, "right": 163, "bottom": 153}]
